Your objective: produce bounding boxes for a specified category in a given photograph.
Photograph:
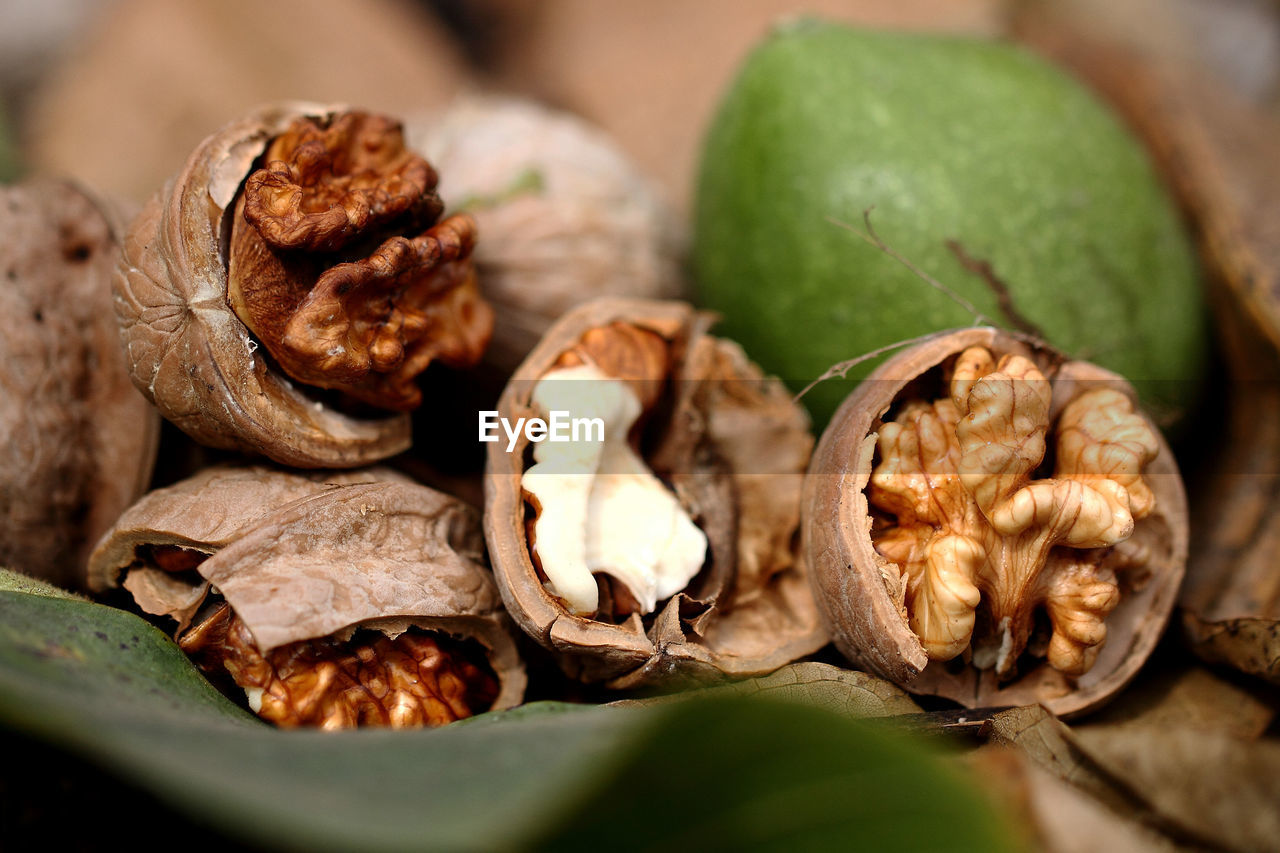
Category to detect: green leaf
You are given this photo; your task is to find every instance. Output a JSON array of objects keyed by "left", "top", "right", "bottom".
[
  {"left": 610, "top": 661, "right": 921, "bottom": 718},
  {"left": 0, "top": 568, "right": 88, "bottom": 601},
  {"left": 0, "top": 583, "right": 1022, "bottom": 852},
  {"left": 531, "top": 699, "right": 1014, "bottom": 852}
]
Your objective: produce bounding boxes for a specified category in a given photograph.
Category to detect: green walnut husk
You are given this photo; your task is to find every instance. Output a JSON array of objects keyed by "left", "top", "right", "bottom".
[{"left": 694, "top": 20, "right": 1208, "bottom": 428}]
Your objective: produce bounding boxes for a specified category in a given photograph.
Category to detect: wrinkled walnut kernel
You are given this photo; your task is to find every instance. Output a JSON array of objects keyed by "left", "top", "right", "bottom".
[
  {"left": 181, "top": 604, "right": 499, "bottom": 730},
  {"left": 803, "top": 327, "right": 1187, "bottom": 715},
  {"left": 228, "top": 111, "right": 492, "bottom": 411},
  {"left": 869, "top": 346, "right": 1158, "bottom": 679}
]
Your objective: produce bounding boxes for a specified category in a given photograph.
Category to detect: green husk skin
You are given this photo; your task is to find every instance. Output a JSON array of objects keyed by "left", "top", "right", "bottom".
[{"left": 694, "top": 21, "right": 1207, "bottom": 428}]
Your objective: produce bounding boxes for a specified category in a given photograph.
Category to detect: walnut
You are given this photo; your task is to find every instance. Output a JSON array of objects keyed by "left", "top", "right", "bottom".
[
  {"left": 410, "top": 96, "right": 686, "bottom": 374},
  {"left": 803, "top": 328, "right": 1187, "bottom": 716},
  {"left": 0, "top": 180, "right": 159, "bottom": 588},
  {"left": 486, "top": 297, "right": 826, "bottom": 689},
  {"left": 114, "top": 103, "right": 493, "bottom": 468},
  {"left": 180, "top": 604, "right": 500, "bottom": 729},
  {"left": 88, "top": 466, "right": 525, "bottom": 727}
]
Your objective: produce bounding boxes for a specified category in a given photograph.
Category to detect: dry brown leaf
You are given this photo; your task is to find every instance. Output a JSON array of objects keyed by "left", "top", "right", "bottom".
[
  {"left": 1076, "top": 663, "right": 1275, "bottom": 741},
  {"left": 967, "top": 746, "right": 1179, "bottom": 853},
  {"left": 1076, "top": 727, "right": 1280, "bottom": 853},
  {"left": 984, "top": 705, "right": 1143, "bottom": 816},
  {"left": 987, "top": 703, "right": 1280, "bottom": 851}
]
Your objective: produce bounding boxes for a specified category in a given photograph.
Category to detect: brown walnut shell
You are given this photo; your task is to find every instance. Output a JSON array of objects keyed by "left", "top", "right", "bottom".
[
  {"left": 803, "top": 327, "right": 1187, "bottom": 716},
  {"left": 88, "top": 466, "right": 525, "bottom": 716},
  {"left": 113, "top": 102, "right": 421, "bottom": 468},
  {"left": 485, "top": 297, "right": 826, "bottom": 689},
  {"left": 0, "top": 180, "right": 159, "bottom": 587}
]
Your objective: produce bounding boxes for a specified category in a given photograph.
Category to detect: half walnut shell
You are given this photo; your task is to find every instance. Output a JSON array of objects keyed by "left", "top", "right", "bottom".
[
  {"left": 88, "top": 466, "right": 525, "bottom": 728},
  {"left": 485, "top": 297, "right": 827, "bottom": 688},
  {"left": 803, "top": 327, "right": 1187, "bottom": 716},
  {"left": 114, "top": 102, "right": 492, "bottom": 468}
]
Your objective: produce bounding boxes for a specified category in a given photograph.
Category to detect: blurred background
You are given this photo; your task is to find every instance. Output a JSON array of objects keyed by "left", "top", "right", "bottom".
[{"left": 0, "top": 0, "right": 1277, "bottom": 214}]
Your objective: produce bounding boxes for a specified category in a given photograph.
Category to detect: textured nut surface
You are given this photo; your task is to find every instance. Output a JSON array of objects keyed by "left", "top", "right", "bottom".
[
  {"left": 486, "top": 297, "right": 825, "bottom": 688},
  {"left": 803, "top": 327, "right": 1187, "bottom": 716},
  {"left": 870, "top": 348, "right": 1155, "bottom": 679},
  {"left": 113, "top": 103, "right": 475, "bottom": 467},
  {"left": 181, "top": 604, "right": 500, "bottom": 729},
  {"left": 0, "top": 180, "right": 158, "bottom": 587},
  {"left": 228, "top": 112, "right": 491, "bottom": 411},
  {"left": 88, "top": 467, "right": 525, "bottom": 719}
]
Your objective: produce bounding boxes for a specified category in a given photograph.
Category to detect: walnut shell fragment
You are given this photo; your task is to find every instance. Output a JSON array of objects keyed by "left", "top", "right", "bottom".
[
  {"left": 411, "top": 96, "right": 686, "bottom": 374},
  {"left": 485, "top": 297, "right": 826, "bottom": 689},
  {"left": 0, "top": 180, "right": 159, "bottom": 588},
  {"left": 114, "top": 102, "right": 492, "bottom": 468},
  {"left": 803, "top": 327, "right": 1187, "bottom": 716},
  {"left": 89, "top": 466, "right": 525, "bottom": 727}
]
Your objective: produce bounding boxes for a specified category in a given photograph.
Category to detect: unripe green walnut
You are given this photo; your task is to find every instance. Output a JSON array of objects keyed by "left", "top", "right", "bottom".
[{"left": 694, "top": 21, "right": 1207, "bottom": 427}]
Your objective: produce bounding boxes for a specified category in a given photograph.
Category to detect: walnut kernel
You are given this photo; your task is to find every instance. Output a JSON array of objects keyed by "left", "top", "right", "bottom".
[{"left": 803, "top": 327, "right": 1187, "bottom": 715}]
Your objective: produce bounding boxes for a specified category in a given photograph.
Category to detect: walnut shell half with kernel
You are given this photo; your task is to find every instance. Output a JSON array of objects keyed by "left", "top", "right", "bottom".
[
  {"left": 485, "top": 297, "right": 827, "bottom": 689},
  {"left": 114, "top": 102, "right": 492, "bottom": 468},
  {"left": 88, "top": 466, "right": 525, "bottom": 728},
  {"left": 803, "top": 327, "right": 1187, "bottom": 716}
]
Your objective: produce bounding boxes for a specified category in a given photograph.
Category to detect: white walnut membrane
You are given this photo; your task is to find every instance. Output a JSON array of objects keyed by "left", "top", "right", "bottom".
[
  {"left": 869, "top": 346, "right": 1159, "bottom": 679},
  {"left": 521, "top": 364, "right": 707, "bottom": 616}
]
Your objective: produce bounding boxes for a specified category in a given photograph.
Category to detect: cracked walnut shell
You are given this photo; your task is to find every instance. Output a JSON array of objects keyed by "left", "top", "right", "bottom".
[
  {"left": 485, "top": 298, "right": 827, "bottom": 689},
  {"left": 113, "top": 103, "right": 492, "bottom": 468},
  {"left": 802, "top": 328, "right": 1187, "bottom": 716},
  {"left": 88, "top": 466, "right": 525, "bottom": 728}
]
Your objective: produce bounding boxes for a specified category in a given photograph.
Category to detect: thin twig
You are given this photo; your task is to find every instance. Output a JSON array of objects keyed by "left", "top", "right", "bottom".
[
  {"left": 828, "top": 210, "right": 994, "bottom": 327},
  {"left": 944, "top": 239, "right": 1044, "bottom": 338},
  {"left": 792, "top": 330, "right": 956, "bottom": 403},
  {"left": 792, "top": 210, "right": 996, "bottom": 402}
]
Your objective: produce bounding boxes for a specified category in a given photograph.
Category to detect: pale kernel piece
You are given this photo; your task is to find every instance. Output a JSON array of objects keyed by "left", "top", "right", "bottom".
[
  {"left": 867, "top": 346, "right": 1159, "bottom": 679},
  {"left": 1056, "top": 388, "right": 1160, "bottom": 519},
  {"left": 522, "top": 362, "right": 707, "bottom": 617},
  {"left": 908, "top": 534, "right": 984, "bottom": 659},
  {"left": 1042, "top": 555, "right": 1121, "bottom": 677}
]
